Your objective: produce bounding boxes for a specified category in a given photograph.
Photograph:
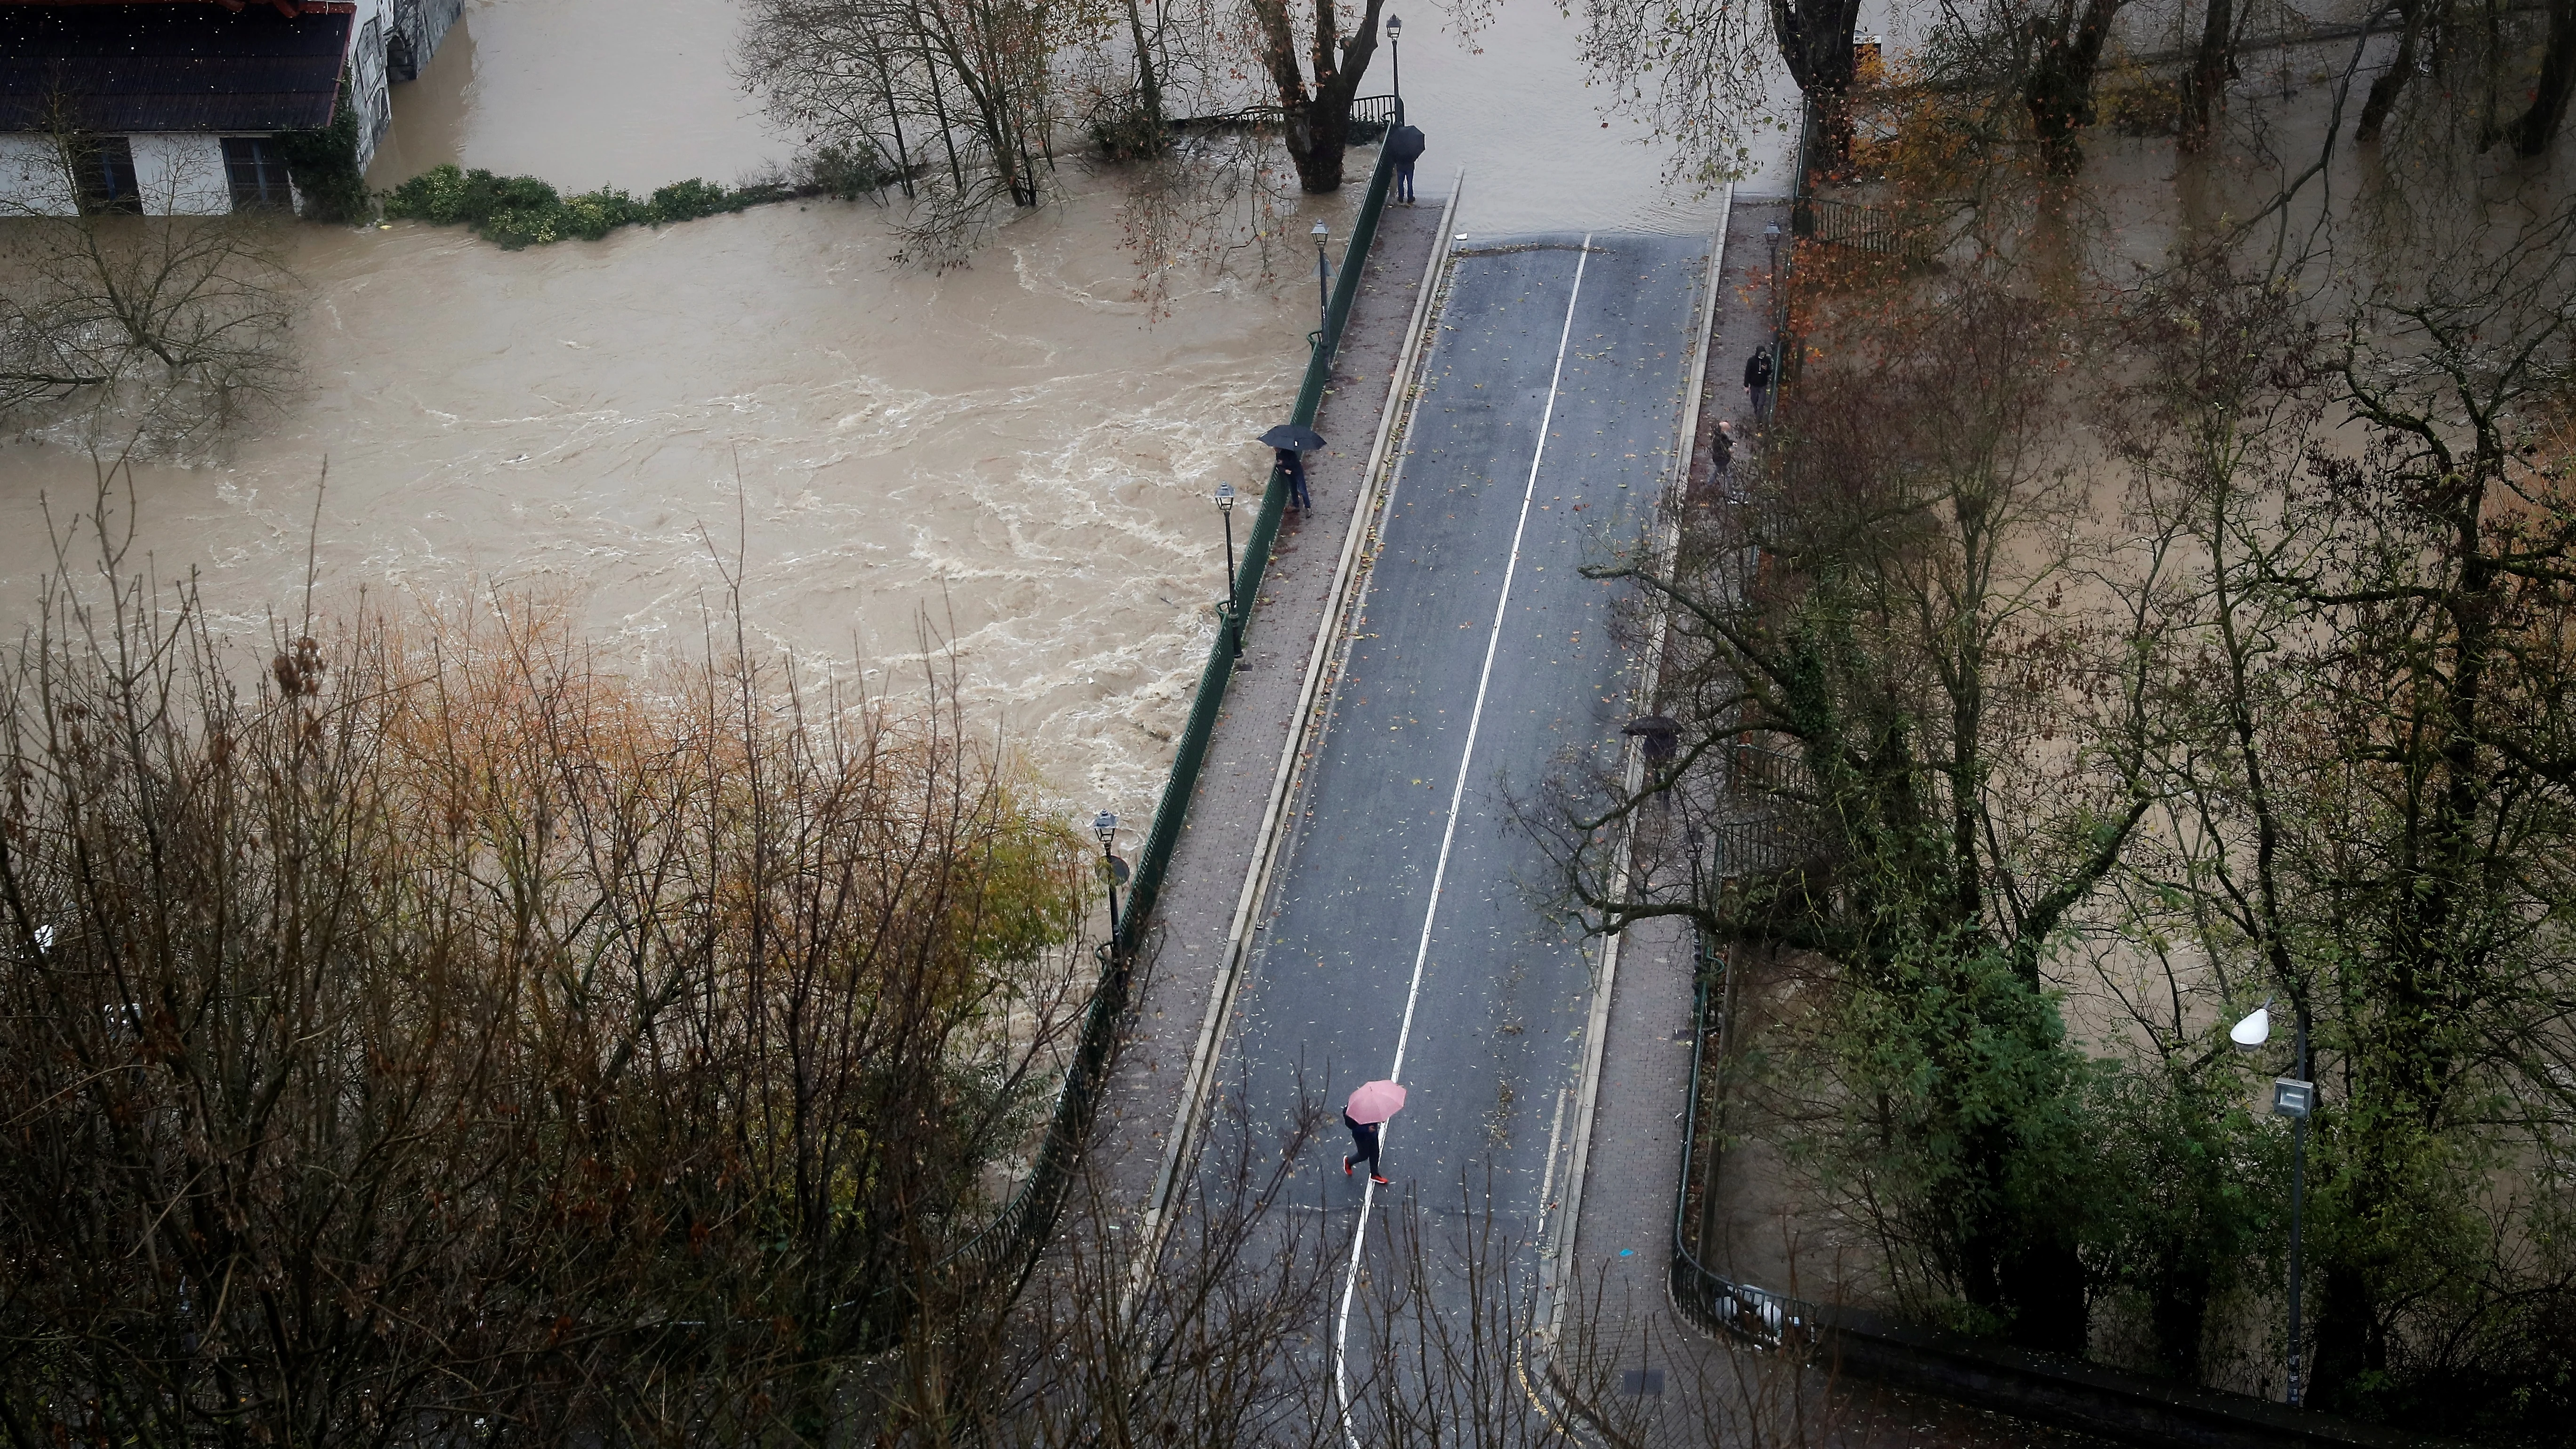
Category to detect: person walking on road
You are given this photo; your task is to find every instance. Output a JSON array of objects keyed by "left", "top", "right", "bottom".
[
  {"left": 1344, "top": 1079, "right": 1406, "bottom": 1185},
  {"left": 1387, "top": 123, "right": 1426, "bottom": 204},
  {"left": 1343, "top": 1112, "right": 1388, "bottom": 1184},
  {"left": 1744, "top": 346, "right": 1774, "bottom": 420},
  {"left": 1276, "top": 445, "right": 1312, "bottom": 510}
]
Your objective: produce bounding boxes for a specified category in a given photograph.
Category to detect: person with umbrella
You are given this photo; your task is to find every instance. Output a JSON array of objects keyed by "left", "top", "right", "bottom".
[
  {"left": 1386, "top": 122, "right": 1426, "bottom": 204},
  {"left": 1258, "top": 424, "right": 1326, "bottom": 511},
  {"left": 1344, "top": 1079, "right": 1405, "bottom": 1185}
]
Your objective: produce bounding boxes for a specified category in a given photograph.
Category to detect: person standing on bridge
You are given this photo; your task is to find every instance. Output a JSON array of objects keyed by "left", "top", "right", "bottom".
[
  {"left": 1744, "top": 346, "right": 1774, "bottom": 420},
  {"left": 1277, "top": 445, "right": 1312, "bottom": 510},
  {"left": 1344, "top": 1079, "right": 1405, "bottom": 1186},
  {"left": 1387, "top": 122, "right": 1426, "bottom": 204}
]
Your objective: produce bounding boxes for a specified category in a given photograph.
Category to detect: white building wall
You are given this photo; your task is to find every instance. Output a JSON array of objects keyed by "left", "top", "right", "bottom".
[
  {"left": 130, "top": 134, "right": 233, "bottom": 216},
  {"left": 0, "top": 0, "right": 458, "bottom": 219},
  {"left": 0, "top": 133, "right": 77, "bottom": 216}
]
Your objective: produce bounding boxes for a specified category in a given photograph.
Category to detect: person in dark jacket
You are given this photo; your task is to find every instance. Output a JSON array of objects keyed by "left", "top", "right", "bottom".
[
  {"left": 1386, "top": 124, "right": 1426, "bottom": 203},
  {"left": 1344, "top": 1110, "right": 1389, "bottom": 1184},
  {"left": 1744, "top": 346, "right": 1774, "bottom": 419},
  {"left": 1276, "top": 446, "right": 1311, "bottom": 509}
]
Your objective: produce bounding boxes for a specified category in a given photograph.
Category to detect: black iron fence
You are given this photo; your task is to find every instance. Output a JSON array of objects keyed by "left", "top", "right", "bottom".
[
  {"left": 931, "top": 138, "right": 1401, "bottom": 1309},
  {"left": 1173, "top": 94, "right": 1402, "bottom": 139}
]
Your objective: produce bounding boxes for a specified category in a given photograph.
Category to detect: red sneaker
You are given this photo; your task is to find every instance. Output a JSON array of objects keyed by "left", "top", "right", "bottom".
[
  {"left": 1370, "top": 1175, "right": 1390, "bottom": 1185},
  {"left": 1343, "top": 1157, "right": 1353, "bottom": 1176}
]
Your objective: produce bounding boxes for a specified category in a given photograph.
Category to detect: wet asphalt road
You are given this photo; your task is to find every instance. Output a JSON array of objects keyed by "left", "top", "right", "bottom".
[{"left": 1201, "top": 230, "right": 1712, "bottom": 1377}]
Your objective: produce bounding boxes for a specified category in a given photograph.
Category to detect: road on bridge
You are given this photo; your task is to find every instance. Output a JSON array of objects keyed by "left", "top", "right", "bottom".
[{"left": 1199, "top": 228, "right": 1714, "bottom": 1420}]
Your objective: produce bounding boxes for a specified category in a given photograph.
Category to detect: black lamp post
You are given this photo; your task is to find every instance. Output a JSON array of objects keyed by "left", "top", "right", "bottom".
[
  {"left": 1386, "top": 14, "right": 1403, "bottom": 121},
  {"left": 1215, "top": 480, "right": 1241, "bottom": 652},
  {"left": 1763, "top": 218, "right": 1787, "bottom": 417},
  {"left": 1094, "top": 809, "right": 1122, "bottom": 948},
  {"left": 2232, "top": 997, "right": 2316, "bottom": 1407},
  {"left": 1312, "top": 220, "right": 1332, "bottom": 345}
]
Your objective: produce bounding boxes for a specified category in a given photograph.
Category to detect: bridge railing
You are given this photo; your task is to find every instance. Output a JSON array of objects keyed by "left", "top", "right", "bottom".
[
  {"left": 922, "top": 136, "right": 1401, "bottom": 1320},
  {"left": 1173, "top": 95, "right": 1403, "bottom": 139}
]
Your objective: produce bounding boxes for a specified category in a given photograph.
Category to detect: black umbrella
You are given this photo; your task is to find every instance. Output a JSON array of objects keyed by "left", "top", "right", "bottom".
[{"left": 1257, "top": 423, "right": 1327, "bottom": 452}]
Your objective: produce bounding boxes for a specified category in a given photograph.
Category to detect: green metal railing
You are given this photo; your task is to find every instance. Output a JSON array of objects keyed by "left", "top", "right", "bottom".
[{"left": 932, "top": 137, "right": 1401, "bottom": 1309}]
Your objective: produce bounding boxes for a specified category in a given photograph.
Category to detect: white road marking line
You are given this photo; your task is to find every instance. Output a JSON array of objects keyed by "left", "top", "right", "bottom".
[
  {"left": 1333, "top": 233, "right": 1594, "bottom": 1446},
  {"left": 1539, "top": 1085, "right": 1570, "bottom": 1212}
]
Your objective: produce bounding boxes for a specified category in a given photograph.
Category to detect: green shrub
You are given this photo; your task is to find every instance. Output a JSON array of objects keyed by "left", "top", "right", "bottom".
[
  {"left": 380, "top": 147, "right": 899, "bottom": 250},
  {"left": 648, "top": 177, "right": 734, "bottom": 223},
  {"left": 802, "top": 142, "right": 889, "bottom": 200}
]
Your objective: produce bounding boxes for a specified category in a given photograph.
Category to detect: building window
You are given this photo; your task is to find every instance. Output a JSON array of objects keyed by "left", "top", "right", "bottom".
[
  {"left": 222, "top": 137, "right": 292, "bottom": 211},
  {"left": 73, "top": 136, "right": 141, "bottom": 215}
]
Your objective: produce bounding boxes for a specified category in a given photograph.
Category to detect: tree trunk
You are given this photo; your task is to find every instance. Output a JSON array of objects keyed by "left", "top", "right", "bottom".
[
  {"left": 2180, "top": 0, "right": 2233, "bottom": 150},
  {"left": 2504, "top": 0, "right": 2576, "bottom": 154},
  {"left": 1251, "top": 0, "right": 1385, "bottom": 192},
  {"left": 1765, "top": 0, "right": 1868, "bottom": 169},
  {"left": 2024, "top": 0, "right": 2127, "bottom": 172},
  {"left": 2356, "top": 0, "right": 2425, "bottom": 141}
]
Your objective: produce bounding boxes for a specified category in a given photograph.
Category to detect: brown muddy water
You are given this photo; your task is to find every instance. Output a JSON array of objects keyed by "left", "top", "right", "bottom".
[{"left": 0, "top": 0, "right": 1785, "bottom": 814}]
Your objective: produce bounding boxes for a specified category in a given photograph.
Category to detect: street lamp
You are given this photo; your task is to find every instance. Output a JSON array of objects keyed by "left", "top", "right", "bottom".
[
  {"left": 2233, "top": 998, "right": 2315, "bottom": 1408},
  {"left": 1094, "top": 809, "right": 1123, "bottom": 948},
  {"left": 1312, "top": 220, "right": 1332, "bottom": 346},
  {"left": 1762, "top": 219, "right": 1787, "bottom": 418},
  {"left": 1215, "top": 480, "right": 1240, "bottom": 652},
  {"left": 1386, "top": 14, "right": 1403, "bottom": 121}
]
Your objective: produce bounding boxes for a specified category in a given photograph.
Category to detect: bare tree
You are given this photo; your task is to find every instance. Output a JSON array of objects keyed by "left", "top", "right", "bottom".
[
  {"left": 1578, "top": 0, "right": 1860, "bottom": 186},
  {"left": 0, "top": 467, "right": 1102, "bottom": 1443},
  {"left": 0, "top": 118, "right": 298, "bottom": 450},
  {"left": 741, "top": 0, "right": 1062, "bottom": 263}
]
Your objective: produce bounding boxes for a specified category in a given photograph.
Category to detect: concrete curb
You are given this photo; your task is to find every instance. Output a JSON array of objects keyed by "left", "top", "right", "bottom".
[
  {"left": 1536, "top": 187, "right": 1733, "bottom": 1348},
  {"left": 1133, "top": 172, "right": 1468, "bottom": 1264}
]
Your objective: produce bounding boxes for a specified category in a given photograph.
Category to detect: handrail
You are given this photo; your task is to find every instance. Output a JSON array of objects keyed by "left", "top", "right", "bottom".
[
  {"left": 1669, "top": 932, "right": 1824, "bottom": 1353},
  {"left": 1171, "top": 94, "right": 1402, "bottom": 132}
]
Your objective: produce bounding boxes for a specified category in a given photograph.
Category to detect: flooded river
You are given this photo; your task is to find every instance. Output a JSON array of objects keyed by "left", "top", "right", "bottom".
[{"left": 0, "top": 0, "right": 1788, "bottom": 813}]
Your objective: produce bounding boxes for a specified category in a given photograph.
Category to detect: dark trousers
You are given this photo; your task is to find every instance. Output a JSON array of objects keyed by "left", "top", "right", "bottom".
[
  {"left": 1344, "top": 1112, "right": 1381, "bottom": 1173},
  {"left": 1286, "top": 457, "right": 1312, "bottom": 509},
  {"left": 1396, "top": 161, "right": 1416, "bottom": 202}
]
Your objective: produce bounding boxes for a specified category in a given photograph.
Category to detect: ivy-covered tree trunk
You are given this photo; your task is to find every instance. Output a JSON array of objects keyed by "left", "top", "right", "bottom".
[{"left": 275, "top": 68, "right": 370, "bottom": 223}]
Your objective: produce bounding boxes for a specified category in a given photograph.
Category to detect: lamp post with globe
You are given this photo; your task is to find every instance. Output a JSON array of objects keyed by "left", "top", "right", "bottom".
[
  {"left": 1312, "top": 220, "right": 1332, "bottom": 345},
  {"left": 1386, "top": 14, "right": 1403, "bottom": 120},
  {"left": 2232, "top": 996, "right": 2315, "bottom": 1407},
  {"left": 1215, "top": 480, "right": 1240, "bottom": 652},
  {"left": 1094, "top": 810, "right": 1126, "bottom": 955}
]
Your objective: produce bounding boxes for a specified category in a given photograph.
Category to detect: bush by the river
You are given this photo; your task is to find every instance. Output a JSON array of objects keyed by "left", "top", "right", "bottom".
[{"left": 381, "top": 145, "right": 897, "bottom": 248}]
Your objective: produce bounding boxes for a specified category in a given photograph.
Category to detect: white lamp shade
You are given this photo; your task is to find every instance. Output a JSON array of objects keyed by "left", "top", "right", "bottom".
[{"left": 2230, "top": 1005, "right": 2272, "bottom": 1049}]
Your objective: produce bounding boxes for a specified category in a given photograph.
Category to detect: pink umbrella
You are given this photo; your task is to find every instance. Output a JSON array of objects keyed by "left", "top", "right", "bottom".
[{"left": 1346, "top": 1079, "right": 1408, "bottom": 1125}]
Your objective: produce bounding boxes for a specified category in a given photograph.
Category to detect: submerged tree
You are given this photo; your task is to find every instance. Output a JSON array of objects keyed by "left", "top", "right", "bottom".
[
  {"left": 741, "top": 0, "right": 1061, "bottom": 260},
  {"left": 1246, "top": 0, "right": 1390, "bottom": 191},
  {"left": 0, "top": 118, "right": 298, "bottom": 450}
]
